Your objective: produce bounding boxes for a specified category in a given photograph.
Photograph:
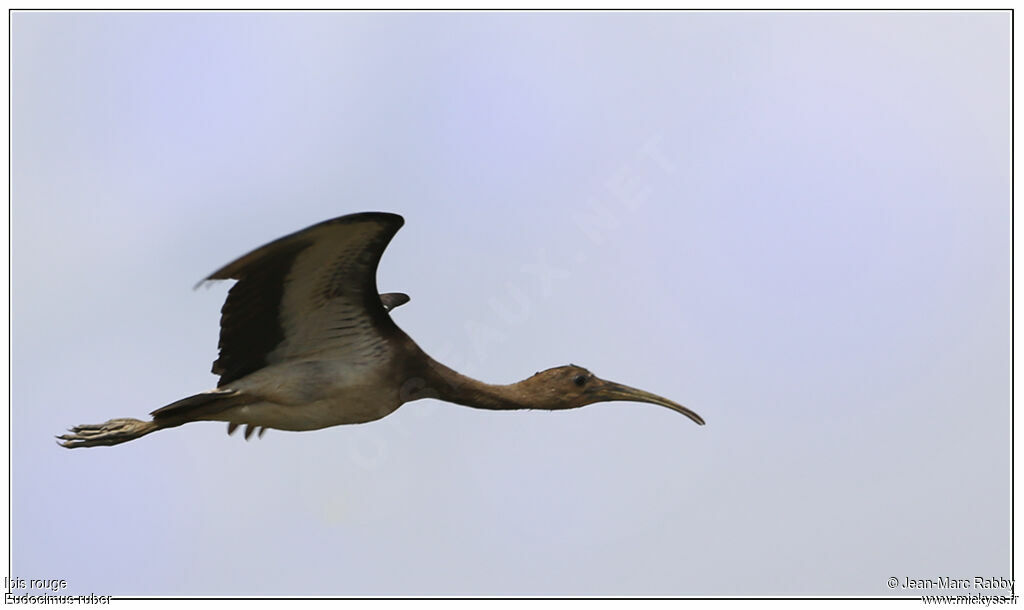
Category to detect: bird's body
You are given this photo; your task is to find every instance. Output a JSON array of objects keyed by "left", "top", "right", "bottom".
[
  {"left": 60, "top": 212, "right": 703, "bottom": 448},
  {"left": 210, "top": 359, "right": 403, "bottom": 430}
]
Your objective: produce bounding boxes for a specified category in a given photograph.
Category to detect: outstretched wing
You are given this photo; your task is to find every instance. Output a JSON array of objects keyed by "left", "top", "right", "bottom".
[{"left": 203, "top": 212, "right": 405, "bottom": 387}]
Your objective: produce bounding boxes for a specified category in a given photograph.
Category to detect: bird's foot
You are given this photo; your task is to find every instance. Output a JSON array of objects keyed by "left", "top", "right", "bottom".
[{"left": 58, "top": 418, "right": 156, "bottom": 448}]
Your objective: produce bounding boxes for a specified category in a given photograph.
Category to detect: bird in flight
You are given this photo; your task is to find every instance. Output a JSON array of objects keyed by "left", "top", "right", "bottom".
[{"left": 59, "top": 212, "right": 703, "bottom": 448}]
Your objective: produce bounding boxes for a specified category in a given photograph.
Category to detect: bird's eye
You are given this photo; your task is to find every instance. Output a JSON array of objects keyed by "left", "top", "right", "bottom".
[{"left": 573, "top": 374, "right": 588, "bottom": 387}]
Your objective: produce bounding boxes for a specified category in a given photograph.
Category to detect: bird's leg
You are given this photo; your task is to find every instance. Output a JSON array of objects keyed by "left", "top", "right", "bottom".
[{"left": 57, "top": 418, "right": 159, "bottom": 448}]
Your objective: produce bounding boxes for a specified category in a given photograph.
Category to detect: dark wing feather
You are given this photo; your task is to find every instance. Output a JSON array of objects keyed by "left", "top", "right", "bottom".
[
  {"left": 380, "top": 292, "right": 410, "bottom": 312},
  {"left": 204, "top": 212, "right": 405, "bottom": 387}
]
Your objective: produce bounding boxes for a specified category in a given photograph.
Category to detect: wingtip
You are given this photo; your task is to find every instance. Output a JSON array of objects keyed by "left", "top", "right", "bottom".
[{"left": 380, "top": 292, "right": 411, "bottom": 312}]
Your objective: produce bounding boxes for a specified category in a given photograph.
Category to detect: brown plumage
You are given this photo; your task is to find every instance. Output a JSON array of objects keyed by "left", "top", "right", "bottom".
[{"left": 59, "top": 212, "right": 703, "bottom": 449}]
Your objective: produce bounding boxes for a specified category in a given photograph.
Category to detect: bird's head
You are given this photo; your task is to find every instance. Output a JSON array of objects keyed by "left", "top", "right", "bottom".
[{"left": 521, "top": 365, "right": 705, "bottom": 425}]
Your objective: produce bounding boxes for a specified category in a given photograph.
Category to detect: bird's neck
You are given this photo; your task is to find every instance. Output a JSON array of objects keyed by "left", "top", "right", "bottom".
[{"left": 418, "top": 358, "right": 531, "bottom": 411}]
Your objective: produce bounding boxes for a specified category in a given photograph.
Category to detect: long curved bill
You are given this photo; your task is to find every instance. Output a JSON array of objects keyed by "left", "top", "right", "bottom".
[{"left": 595, "top": 381, "right": 705, "bottom": 425}]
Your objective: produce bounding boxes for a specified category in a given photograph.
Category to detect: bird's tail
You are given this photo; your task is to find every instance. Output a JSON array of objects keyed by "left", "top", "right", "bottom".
[{"left": 59, "top": 388, "right": 249, "bottom": 449}]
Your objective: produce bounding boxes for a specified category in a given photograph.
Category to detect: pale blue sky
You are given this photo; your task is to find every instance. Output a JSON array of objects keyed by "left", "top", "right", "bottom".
[{"left": 11, "top": 11, "right": 1010, "bottom": 596}]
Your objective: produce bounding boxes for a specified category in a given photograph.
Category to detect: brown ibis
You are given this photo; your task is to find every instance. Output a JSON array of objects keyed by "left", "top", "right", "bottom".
[{"left": 59, "top": 212, "right": 703, "bottom": 448}]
